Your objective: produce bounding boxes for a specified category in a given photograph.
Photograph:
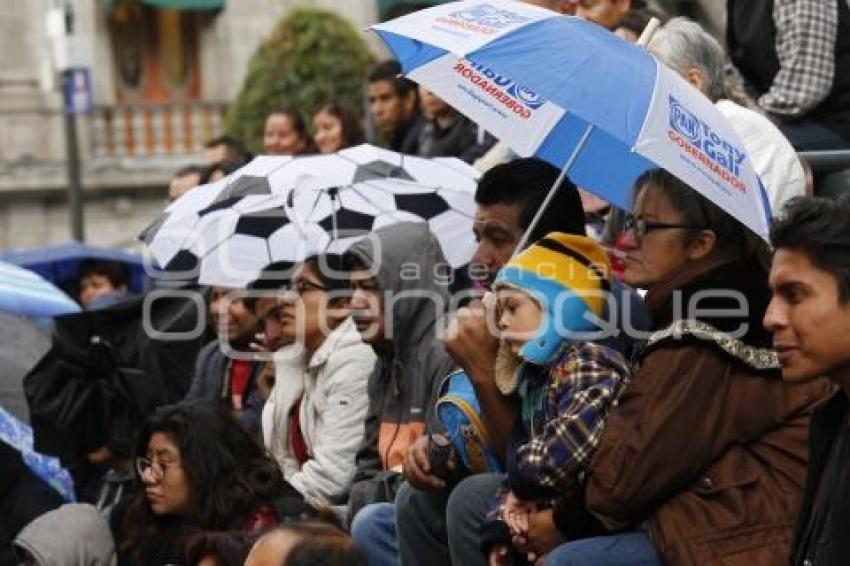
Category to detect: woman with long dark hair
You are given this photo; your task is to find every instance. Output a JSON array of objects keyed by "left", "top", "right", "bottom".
[
  {"left": 117, "top": 401, "right": 308, "bottom": 565},
  {"left": 311, "top": 101, "right": 365, "bottom": 154}
]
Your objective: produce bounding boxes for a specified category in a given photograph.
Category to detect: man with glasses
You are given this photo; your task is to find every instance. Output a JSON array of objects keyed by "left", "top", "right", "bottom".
[{"left": 257, "top": 254, "right": 376, "bottom": 507}]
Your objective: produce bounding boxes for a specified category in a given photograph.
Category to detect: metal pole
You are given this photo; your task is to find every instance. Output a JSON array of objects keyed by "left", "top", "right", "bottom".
[
  {"left": 512, "top": 124, "right": 595, "bottom": 255},
  {"left": 63, "top": 70, "right": 85, "bottom": 242},
  {"left": 60, "top": 0, "right": 84, "bottom": 242}
]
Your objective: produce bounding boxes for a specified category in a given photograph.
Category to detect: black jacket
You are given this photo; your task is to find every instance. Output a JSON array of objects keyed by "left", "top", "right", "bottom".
[
  {"left": 417, "top": 113, "right": 496, "bottom": 164},
  {"left": 25, "top": 294, "right": 205, "bottom": 490},
  {"left": 727, "top": 0, "right": 850, "bottom": 141},
  {"left": 185, "top": 340, "right": 265, "bottom": 438},
  {"left": 790, "top": 391, "right": 850, "bottom": 566}
]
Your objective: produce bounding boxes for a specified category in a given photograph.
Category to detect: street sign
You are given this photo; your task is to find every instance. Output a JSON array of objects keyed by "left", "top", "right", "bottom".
[{"left": 63, "top": 68, "right": 92, "bottom": 114}]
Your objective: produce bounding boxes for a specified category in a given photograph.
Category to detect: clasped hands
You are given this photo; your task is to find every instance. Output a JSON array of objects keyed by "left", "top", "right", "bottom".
[{"left": 491, "top": 492, "right": 564, "bottom": 566}]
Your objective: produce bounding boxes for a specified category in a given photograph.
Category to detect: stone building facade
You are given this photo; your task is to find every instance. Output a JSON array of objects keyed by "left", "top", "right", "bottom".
[{"left": 0, "top": 0, "right": 379, "bottom": 251}]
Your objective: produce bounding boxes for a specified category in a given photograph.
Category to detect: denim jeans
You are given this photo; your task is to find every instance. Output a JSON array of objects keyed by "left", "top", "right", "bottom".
[
  {"left": 396, "top": 473, "right": 503, "bottom": 566},
  {"left": 350, "top": 502, "right": 399, "bottom": 566},
  {"left": 544, "top": 531, "right": 662, "bottom": 566}
]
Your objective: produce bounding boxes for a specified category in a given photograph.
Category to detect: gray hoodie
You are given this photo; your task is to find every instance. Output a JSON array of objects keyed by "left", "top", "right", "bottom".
[
  {"left": 14, "top": 503, "right": 116, "bottom": 566},
  {"left": 346, "top": 223, "right": 456, "bottom": 518}
]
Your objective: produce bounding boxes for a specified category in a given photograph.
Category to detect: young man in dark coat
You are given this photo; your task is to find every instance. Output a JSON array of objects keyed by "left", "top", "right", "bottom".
[{"left": 765, "top": 195, "right": 850, "bottom": 565}]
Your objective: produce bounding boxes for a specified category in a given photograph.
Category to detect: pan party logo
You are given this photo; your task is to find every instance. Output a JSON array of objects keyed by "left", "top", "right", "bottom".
[
  {"left": 453, "top": 59, "right": 548, "bottom": 119},
  {"left": 667, "top": 95, "right": 748, "bottom": 193}
]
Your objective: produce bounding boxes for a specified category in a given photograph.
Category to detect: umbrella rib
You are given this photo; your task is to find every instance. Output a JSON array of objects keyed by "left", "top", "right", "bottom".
[{"left": 347, "top": 184, "right": 394, "bottom": 214}]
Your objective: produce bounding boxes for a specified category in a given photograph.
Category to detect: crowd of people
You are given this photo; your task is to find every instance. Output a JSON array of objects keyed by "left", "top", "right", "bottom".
[{"left": 2, "top": 0, "right": 850, "bottom": 565}]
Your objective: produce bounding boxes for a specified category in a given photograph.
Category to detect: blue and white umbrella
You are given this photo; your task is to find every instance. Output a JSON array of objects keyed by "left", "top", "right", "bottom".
[
  {"left": 0, "top": 406, "right": 75, "bottom": 502},
  {"left": 0, "top": 260, "right": 81, "bottom": 320},
  {"left": 0, "top": 241, "right": 146, "bottom": 295},
  {"left": 372, "top": 1, "right": 771, "bottom": 240}
]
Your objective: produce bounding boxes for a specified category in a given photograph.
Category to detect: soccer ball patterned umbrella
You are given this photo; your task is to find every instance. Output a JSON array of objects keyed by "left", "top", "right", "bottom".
[{"left": 142, "top": 144, "right": 480, "bottom": 288}]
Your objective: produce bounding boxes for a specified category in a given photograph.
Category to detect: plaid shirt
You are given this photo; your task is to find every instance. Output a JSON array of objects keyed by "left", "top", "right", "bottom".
[
  {"left": 506, "top": 341, "right": 630, "bottom": 501},
  {"left": 759, "top": 0, "right": 839, "bottom": 117}
]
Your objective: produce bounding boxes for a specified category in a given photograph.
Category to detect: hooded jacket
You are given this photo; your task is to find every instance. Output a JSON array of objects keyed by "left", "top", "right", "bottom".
[
  {"left": 14, "top": 503, "right": 116, "bottom": 566},
  {"left": 346, "top": 223, "right": 456, "bottom": 518}
]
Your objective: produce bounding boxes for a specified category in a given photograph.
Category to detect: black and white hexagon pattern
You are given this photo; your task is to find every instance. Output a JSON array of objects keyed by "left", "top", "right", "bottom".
[{"left": 142, "top": 144, "right": 480, "bottom": 287}]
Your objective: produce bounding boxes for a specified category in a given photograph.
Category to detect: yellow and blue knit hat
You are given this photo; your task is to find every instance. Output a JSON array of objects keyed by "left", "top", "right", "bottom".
[{"left": 493, "top": 233, "right": 611, "bottom": 365}]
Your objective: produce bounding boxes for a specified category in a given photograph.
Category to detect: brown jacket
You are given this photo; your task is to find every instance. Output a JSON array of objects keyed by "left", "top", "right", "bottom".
[{"left": 585, "top": 256, "right": 834, "bottom": 565}]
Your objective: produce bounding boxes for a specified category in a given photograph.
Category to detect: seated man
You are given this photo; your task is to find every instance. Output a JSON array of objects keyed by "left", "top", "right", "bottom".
[
  {"left": 368, "top": 60, "right": 424, "bottom": 154},
  {"left": 185, "top": 286, "right": 264, "bottom": 437},
  {"left": 417, "top": 86, "right": 495, "bottom": 164},
  {"left": 354, "top": 159, "right": 649, "bottom": 566},
  {"left": 345, "top": 223, "right": 456, "bottom": 529},
  {"left": 260, "top": 255, "right": 376, "bottom": 505},
  {"left": 727, "top": 0, "right": 850, "bottom": 150},
  {"left": 765, "top": 196, "right": 850, "bottom": 564}
]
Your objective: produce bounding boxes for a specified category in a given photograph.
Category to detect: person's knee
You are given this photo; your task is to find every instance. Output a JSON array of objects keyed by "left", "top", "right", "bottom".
[
  {"left": 394, "top": 482, "right": 415, "bottom": 524},
  {"left": 350, "top": 502, "right": 395, "bottom": 545},
  {"left": 446, "top": 473, "right": 500, "bottom": 530},
  {"left": 544, "top": 542, "right": 604, "bottom": 566}
]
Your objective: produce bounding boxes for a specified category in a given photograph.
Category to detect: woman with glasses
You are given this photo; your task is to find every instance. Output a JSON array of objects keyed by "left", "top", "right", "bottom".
[
  {"left": 530, "top": 169, "right": 832, "bottom": 565},
  {"left": 117, "top": 401, "right": 308, "bottom": 565},
  {"left": 262, "top": 253, "right": 376, "bottom": 506}
]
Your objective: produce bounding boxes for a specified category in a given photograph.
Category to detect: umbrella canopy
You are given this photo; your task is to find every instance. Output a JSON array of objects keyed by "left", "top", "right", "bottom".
[
  {"left": 0, "top": 241, "right": 146, "bottom": 294},
  {"left": 0, "top": 313, "right": 52, "bottom": 423},
  {"left": 0, "top": 407, "right": 75, "bottom": 502},
  {"left": 372, "top": 1, "right": 771, "bottom": 240},
  {"left": 142, "top": 144, "right": 480, "bottom": 287},
  {"left": 0, "top": 261, "right": 81, "bottom": 320}
]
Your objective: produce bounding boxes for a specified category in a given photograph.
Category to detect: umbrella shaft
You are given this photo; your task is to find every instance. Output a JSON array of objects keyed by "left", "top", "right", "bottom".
[{"left": 513, "top": 124, "right": 596, "bottom": 256}]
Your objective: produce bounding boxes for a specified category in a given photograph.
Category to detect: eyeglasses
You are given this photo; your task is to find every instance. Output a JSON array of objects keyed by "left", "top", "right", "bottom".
[
  {"left": 624, "top": 214, "right": 705, "bottom": 239},
  {"left": 136, "top": 456, "right": 179, "bottom": 482},
  {"left": 287, "top": 278, "right": 327, "bottom": 296}
]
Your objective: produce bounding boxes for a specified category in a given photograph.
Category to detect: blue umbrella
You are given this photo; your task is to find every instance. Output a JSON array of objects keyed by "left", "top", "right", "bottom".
[
  {"left": 0, "top": 406, "right": 75, "bottom": 502},
  {"left": 372, "top": 1, "right": 771, "bottom": 242},
  {"left": 0, "top": 261, "right": 81, "bottom": 319},
  {"left": 0, "top": 241, "right": 145, "bottom": 294}
]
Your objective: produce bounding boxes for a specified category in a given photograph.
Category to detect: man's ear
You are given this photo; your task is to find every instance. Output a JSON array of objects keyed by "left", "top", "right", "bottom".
[{"left": 403, "top": 90, "right": 418, "bottom": 115}]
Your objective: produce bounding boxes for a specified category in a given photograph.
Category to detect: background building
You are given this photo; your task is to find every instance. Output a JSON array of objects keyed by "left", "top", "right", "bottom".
[
  {"left": 0, "top": 0, "right": 719, "bottom": 251},
  {"left": 0, "top": 0, "right": 379, "bottom": 251}
]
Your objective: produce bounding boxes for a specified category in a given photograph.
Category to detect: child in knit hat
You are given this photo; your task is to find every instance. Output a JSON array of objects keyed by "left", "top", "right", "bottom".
[{"left": 480, "top": 232, "right": 632, "bottom": 563}]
